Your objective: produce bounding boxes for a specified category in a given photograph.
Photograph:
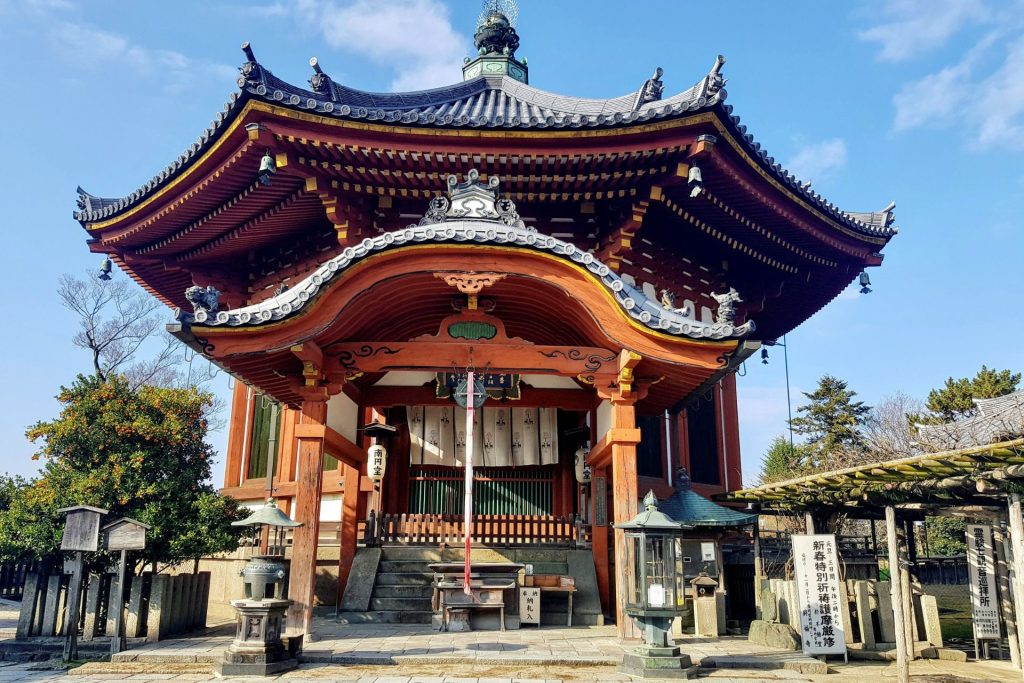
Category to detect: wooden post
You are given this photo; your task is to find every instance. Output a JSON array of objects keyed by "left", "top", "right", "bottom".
[
  {"left": 611, "top": 394, "right": 640, "bottom": 640},
  {"left": 287, "top": 398, "right": 328, "bottom": 641},
  {"left": 1006, "top": 494, "right": 1024, "bottom": 666},
  {"left": 62, "top": 552, "right": 84, "bottom": 662},
  {"left": 900, "top": 525, "right": 915, "bottom": 656},
  {"left": 885, "top": 506, "right": 909, "bottom": 683},
  {"left": 804, "top": 512, "right": 815, "bottom": 535},
  {"left": 994, "top": 523, "right": 1021, "bottom": 669},
  {"left": 752, "top": 519, "right": 763, "bottom": 619},
  {"left": 110, "top": 550, "right": 128, "bottom": 654},
  {"left": 336, "top": 461, "right": 360, "bottom": 608}
]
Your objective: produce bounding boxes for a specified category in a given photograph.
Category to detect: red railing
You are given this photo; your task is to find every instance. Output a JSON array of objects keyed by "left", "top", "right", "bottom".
[{"left": 361, "top": 511, "right": 588, "bottom": 548}]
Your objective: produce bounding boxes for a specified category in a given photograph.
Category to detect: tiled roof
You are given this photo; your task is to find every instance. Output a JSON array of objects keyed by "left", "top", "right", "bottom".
[
  {"left": 916, "top": 390, "right": 1024, "bottom": 452},
  {"left": 657, "top": 472, "right": 756, "bottom": 527},
  {"left": 75, "top": 46, "right": 897, "bottom": 242}
]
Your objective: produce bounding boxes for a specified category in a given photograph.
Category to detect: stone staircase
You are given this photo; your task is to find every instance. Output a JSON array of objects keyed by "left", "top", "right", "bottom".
[{"left": 336, "top": 546, "right": 602, "bottom": 626}]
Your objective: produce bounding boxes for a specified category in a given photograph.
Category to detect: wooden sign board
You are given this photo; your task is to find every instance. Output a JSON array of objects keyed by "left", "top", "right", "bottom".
[
  {"left": 519, "top": 587, "right": 541, "bottom": 625},
  {"left": 59, "top": 506, "right": 107, "bottom": 552},
  {"left": 103, "top": 518, "right": 149, "bottom": 551},
  {"left": 592, "top": 476, "right": 608, "bottom": 527}
]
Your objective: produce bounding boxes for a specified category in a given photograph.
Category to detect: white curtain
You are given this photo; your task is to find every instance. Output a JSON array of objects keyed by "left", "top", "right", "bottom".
[{"left": 409, "top": 405, "right": 558, "bottom": 467}]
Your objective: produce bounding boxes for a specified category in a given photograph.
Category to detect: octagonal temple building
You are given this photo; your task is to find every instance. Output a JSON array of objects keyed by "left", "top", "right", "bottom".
[{"left": 73, "top": 8, "right": 896, "bottom": 640}]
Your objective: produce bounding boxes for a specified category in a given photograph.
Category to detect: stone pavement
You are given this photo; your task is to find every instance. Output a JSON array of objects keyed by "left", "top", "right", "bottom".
[
  {"left": 111, "top": 622, "right": 817, "bottom": 669},
  {"left": 0, "top": 600, "right": 19, "bottom": 640}
]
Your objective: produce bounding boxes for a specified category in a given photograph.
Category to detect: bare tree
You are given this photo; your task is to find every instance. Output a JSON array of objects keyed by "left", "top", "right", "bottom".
[
  {"left": 862, "top": 391, "right": 925, "bottom": 458},
  {"left": 58, "top": 272, "right": 221, "bottom": 396}
]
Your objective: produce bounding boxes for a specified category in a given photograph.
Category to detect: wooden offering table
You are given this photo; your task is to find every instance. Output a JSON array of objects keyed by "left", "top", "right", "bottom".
[{"left": 429, "top": 562, "right": 524, "bottom": 631}]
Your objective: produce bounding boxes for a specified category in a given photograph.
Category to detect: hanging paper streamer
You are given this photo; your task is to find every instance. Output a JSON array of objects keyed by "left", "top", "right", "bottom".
[{"left": 464, "top": 371, "right": 475, "bottom": 596}]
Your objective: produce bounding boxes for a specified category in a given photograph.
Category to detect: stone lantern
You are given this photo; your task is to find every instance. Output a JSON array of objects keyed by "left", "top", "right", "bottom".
[
  {"left": 214, "top": 499, "right": 302, "bottom": 676},
  {"left": 614, "top": 491, "right": 695, "bottom": 679}
]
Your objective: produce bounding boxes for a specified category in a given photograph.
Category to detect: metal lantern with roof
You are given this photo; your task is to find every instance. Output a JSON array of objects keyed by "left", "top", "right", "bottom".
[
  {"left": 231, "top": 499, "right": 302, "bottom": 601},
  {"left": 615, "top": 491, "right": 696, "bottom": 678},
  {"left": 217, "top": 499, "right": 302, "bottom": 677}
]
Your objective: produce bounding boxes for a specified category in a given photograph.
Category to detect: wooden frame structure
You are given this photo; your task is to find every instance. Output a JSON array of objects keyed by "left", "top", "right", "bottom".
[{"left": 723, "top": 437, "right": 1024, "bottom": 683}]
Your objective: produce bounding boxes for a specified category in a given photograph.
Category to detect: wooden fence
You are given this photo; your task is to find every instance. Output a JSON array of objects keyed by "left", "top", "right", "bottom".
[
  {"left": 0, "top": 560, "right": 40, "bottom": 601},
  {"left": 17, "top": 570, "right": 209, "bottom": 643},
  {"left": 362, "top": 512, "right": 585, "bottom": 547}
]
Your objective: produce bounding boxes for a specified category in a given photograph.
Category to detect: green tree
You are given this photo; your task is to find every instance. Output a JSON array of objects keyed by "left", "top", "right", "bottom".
[
  {"left": 924, "top": 516, "right": 966, "bottom": 556},
  {"left": 789, "top": 375, "right": 871, "bottom": 454},
  {"left": 1, "top": 374, "right": 244, "bottom": 569},
  {"left": 758, "top": 436, "right": 811, "bottom": 485},
  {"left": 925, "top": 366, "right": 1021, "bottom": 421}
]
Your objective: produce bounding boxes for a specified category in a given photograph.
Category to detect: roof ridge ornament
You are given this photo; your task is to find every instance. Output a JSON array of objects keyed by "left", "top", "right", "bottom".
[
  {"left": 633, "top": 67, "right": 665, "bottom": 109},
  {"left": 239, "top": 42, "right": 265, "bottom": 86},
  {"left": 705, "top": 55, "right": 726, "bottom": 98},
  {"left": 475, "top": 0, "right": 520, "bottom": 56},
  {"left": 418, "top": 169, "right": 525, "bottom": 229},
  {"left": 308, "top": 57, "right": 337, "bottom": 101}
]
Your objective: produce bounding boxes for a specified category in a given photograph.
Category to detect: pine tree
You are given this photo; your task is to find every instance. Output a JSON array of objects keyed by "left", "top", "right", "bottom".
[
  {"left": 925, "top": 366, "right": 1021, "bottom": 421},
  {"left": 789, "top": 375, "right": 871, "bottom": 454},
  {"left": 758, "top": 436, "right": 811, "bottom": 484}
]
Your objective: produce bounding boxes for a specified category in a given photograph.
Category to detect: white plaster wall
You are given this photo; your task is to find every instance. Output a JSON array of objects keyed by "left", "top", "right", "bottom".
[
  {"left": 327, "top": 391, "right": 359, "bottom": 443},
  {"left": 320, "top": 493, "right": 342, "bottom": 522},
  {"left": 372, "top": 371, "right": 436, "bottom": 386},
  {"left": 596, "top": 399, "right": 612, "bottom": 443},
  {"left": 521, "top": 374, "right": 583, "bottom": 390}
]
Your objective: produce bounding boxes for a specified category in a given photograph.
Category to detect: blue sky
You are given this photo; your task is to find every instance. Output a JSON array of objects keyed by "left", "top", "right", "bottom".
[{"left": 0, "top": 0, "right": 1021, "bottom": 486}]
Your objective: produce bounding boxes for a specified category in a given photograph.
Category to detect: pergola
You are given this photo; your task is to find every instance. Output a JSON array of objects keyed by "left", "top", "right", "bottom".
[{"left": 721, "top": 437, "right": 1024, "bottom": 683}]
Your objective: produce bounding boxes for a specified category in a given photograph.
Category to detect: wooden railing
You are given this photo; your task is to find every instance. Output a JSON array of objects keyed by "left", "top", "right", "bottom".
[{"left": 362, "top": 511, "right": 587, "bottom": 548}]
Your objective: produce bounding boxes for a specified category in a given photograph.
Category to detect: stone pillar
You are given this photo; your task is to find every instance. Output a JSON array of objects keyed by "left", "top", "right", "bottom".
[
  {"left": 104, "top": 573, "right": 121, "bottom": 638},
  {"left": 196, "top": 572, "right": 211, "bottom": 630},
  {"left": 854, "top": 580, "right": 875, "bottom": 648},
  {"left": 610, "top": 391, "right": 641, "bottom": 640},
  {"left": 287, "top": 398, "right": 328, "bottom": 640},
  {"left": 693, "top": 596, "right": 718, "bottom": 637},
  {"left": 876, "top": 581, "right": 897, "bottom": 643},
  {"left": 838, "top": 579, "right": 854, "bottom": 645},
  {"left": 147, "top": 574, "right": 169, "bottom": 643},
  {"left": 125, "top": 574, "right": 145, "bottom": 638},
  {"left": 16, "top": 572, "right": 41, "bottom": 639},
  {"left": 41, "top": 574, "right": 63, "bottom": 637},
  {"left": 994, "top": 524, "right": 1021, "bottom": 669},
  {"left": 81, "top": 574, "right": 102, "bottom": 641},
  {"left": 918, "top": 594, "right": 943, "bottom": 648}
]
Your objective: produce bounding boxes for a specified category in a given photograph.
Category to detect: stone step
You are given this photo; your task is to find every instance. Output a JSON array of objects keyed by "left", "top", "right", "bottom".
[
  {"left": 370, "top": 596, "right": 433, "bottom": 612},
  {"left": 524, "top": 562, "right": 569, "bottom": 574},
  {"left": 380, "top": 546, "right": 512, "bottom": 562},
  {"left": 335, "top": 610, "right": 433, "bottom": 625},
  {"left": 373, "top": 584, "right": 434, "bottom": 599},
  {"left": 375, "top": 572, "right": 433, "bottom": 586},
  {"left": 378, "top": 560, "right": 435, "bottom": 574}
]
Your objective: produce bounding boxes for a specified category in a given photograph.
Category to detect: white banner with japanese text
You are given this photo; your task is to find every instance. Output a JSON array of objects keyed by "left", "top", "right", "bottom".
[
  {"left": 966, "top": 524, "right": 1000, "bottom": 640},
  {"left": 792, "top": 534, "right": 847, "bottom": 655}
]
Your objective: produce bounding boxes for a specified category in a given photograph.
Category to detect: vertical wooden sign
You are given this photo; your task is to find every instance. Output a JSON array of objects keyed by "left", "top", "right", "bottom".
[{"left": 592, "top": 475, "right": 608, "bottom": 527}]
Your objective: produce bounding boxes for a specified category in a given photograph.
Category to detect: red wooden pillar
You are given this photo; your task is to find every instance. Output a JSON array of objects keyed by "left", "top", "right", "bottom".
[
  {"left": 611, "top": 395, "right": 641, "bottom": 640},
  {"left": 337, "top": 461, "right": 360, "bottom": 603},
  {"left": 287, "top": 398, "right": 328, "bottom": 639},
  {"left": 223, "top": 383, "right": 251, "bottom": 488}
]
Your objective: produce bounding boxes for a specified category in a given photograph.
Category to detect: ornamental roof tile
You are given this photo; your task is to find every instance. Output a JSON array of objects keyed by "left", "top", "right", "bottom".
[{"left": 74, "top": 46, "right": 897, "bottom": 243}]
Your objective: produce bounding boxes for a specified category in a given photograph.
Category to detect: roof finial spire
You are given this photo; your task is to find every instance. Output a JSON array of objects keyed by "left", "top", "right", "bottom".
[{"left": 464, "top": 0, "right": 528, "bottom": 83}]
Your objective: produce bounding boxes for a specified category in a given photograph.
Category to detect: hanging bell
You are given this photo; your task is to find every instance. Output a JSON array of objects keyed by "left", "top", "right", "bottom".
[
  {"left": 98, "top": 256, "right": 113, "bottom": 281},
  {"left": 258, "top": 151, "right": 276, "bottom": 186},
  {"left": 687, "top": 164, "right": 703, "bottom": 198},
  {"left": 859, "top": 271, "right": 872, "bottom": 294}
]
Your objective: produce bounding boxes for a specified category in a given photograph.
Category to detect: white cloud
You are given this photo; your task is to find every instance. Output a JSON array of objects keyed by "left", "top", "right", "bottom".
[
  {"left": 290, "top": 0, "right": 469, "bottom": 91},
  {"left": 47, "top": 21, "right": 235, "bottom": 93},
  {"left": 858, "top": 0, "right": 991, "bottom": 62},
  {"left": 784, "top": 139, "right": 847, "bottom": 183},
  {"left": 893, "top": 34, "right": 1024, "bottom": 150}
]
